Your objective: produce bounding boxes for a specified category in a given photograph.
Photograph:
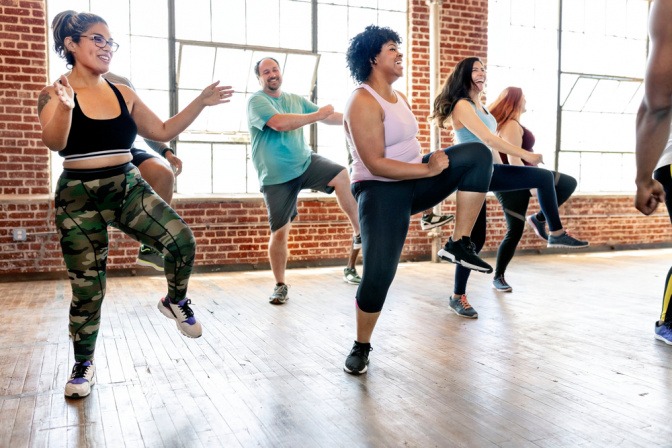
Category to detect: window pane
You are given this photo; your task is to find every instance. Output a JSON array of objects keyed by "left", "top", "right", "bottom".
[
  {"left": 318, "top": 4, "right": 348, "bottom": 52},
  {"left": 175, "top": 0, "right": 211, "bottom": 41},
  {"left": 212, "top": 0, "right": 246, "bottom": 44},
  {"left": 130, "top": 37, "right": 169, "bottom": 90},
  {"left": 215, "top": 48, "right": 254, "bottom": 95},
  {"left": 213, "top": 144, "right": 248, "bottom": 194},
  {"left": 130, "top": 0, "right": 168, "bottom": 38},
  {"left": 282, "top": 53, "right": 320, "bottom": 97},
  {"left": 347, "top": 7, "right": 378, "bottom": 41},
  {"left": 177, "top": 143, "right": 212, "bottom": 194},
  {"left": 280, "top": 0, "right": 312, "bottom": 50},
  {"left": 246, "top": 0, "right": 280, "bottom": 47},
  {"left": 178, "top": 45, "right": 216, "bottom": 89}
]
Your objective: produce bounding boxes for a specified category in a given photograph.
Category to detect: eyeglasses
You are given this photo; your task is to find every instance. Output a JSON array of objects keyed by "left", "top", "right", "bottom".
[{"left": 79, "top": 34, "right": 119, "bottom": 52}]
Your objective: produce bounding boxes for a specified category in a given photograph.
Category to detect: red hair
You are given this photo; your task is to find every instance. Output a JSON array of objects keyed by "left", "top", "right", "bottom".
[{"left": 488, "top": 87, "right": 524, "bottom": 132}]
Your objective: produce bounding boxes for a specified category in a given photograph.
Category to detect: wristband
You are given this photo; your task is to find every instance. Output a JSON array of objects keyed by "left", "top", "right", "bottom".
[{"left": 160, "top": 147, "right": 174, "bottom": 158}]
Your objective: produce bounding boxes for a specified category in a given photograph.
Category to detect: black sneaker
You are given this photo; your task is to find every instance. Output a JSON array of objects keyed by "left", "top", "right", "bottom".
[
  {"left": 437, "top": 237, "right": 493, "bottom": 273},
  {"left": 137, "top": 245, "right": 164, "bottom": 271},
  {"left": 421, "top": 212, "right": 455, "bottom": 230},
  {"left": 526, "top": 214, "right": 548, "bottom": 241},
  {"left": 343, "top": 341, "right": 372, "bottom": 375},
  {"left": 449, "top": 294, "right": 478, "bottom": 319},
  {"left": 352, "top": 234, "right": 362, "bottom": 250},
  {"left": 492, "top": 275, "right": 512, "bottom": 292}
]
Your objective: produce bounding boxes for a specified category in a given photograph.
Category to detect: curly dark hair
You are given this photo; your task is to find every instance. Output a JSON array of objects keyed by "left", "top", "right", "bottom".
[
  {"left": 430, "top": 57, "right": 482, "bottom": 129},
  {"left": 346, "top": 25, "right": 401, "bottom": 84},
  {"left": 52, "top": 10, "right": 107, "bottom": 68}
]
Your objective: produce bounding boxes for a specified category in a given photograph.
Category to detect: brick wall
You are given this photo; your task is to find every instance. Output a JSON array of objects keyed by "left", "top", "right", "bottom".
[{"left": 0, "top": 0, "right": 670, "bottom": 280}]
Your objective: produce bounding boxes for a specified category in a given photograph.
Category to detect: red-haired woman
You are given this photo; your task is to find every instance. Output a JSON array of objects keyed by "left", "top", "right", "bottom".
[{"left": 488, "top": 87, "right": 581, "bottom": 292}]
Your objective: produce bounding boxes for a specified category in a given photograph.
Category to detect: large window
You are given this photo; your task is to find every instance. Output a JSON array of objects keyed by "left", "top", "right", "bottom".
[
  {"left": 487, "top": 0, "right": 650, "bottom": 193},
  {"left": 46, "top": 0, "right": 407, "bottom": 194}
]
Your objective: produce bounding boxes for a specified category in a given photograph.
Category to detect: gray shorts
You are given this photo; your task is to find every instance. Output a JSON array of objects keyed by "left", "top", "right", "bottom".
[{"left": 261, "top": 153, "right": 345, "bottom": 231}]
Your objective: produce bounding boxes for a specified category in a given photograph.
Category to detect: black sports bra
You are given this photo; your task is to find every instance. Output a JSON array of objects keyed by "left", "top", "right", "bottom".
[{"left": 58, "top": 79, "right": 137, "bottom": 161}]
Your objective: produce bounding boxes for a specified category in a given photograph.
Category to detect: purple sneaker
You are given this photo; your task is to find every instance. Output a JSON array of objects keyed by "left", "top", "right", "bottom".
[
  {"left": 158, "top": 297, "right": 202, "bottom": 338},
  {"left": 64, "top": 360, "right": 95, "bottom": 398}
]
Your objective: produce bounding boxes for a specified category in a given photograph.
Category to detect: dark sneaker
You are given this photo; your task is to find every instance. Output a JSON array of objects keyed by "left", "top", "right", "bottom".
[
  {"left": 493, "top": 275, "right": 513, "bottom": 292},
  {"left": 655, "top": 321, "right": 672, "bottom": 345},
  {"left": 137, "top": 245, "right": 164, "bottom": 271},
  {"left": 158, "top": 297, "right": 202, "bottom": 338},
  {"left": 421, "top": 212, "right": 455, "bottom": 230},
  {"left": 437, "top": 237, "right": 493, "bottom": 273},
  {"left": 269, "top": 283, "right": 289, "bottom": 305},
  {"left": 352, "top": 234, "right": 362, "bottom": 250},
  {"left": 547, "top": 231, "right": 589, "bottom": 248},
  {"left": 526, "top": 214, "right": 548, "bottom": 241},
  {"left": 344, "top": 341, "right": 372, "bottom": 375},
  {"left": 449, "top": 294, "right": 478, "bottom": 319},
  {"left": 343, "top": 267, "right": 361, "bottom": 285},
  {"left": 64, "top": 360, "right": 95, "bottom": 398}
]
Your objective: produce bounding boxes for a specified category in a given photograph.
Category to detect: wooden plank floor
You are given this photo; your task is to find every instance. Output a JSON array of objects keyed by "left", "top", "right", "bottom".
[{"left": 2, "top": 248, "right": 672, "bottom": 447}]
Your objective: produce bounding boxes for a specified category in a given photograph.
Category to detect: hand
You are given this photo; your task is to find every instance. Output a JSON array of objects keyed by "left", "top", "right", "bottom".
[
  {"left": 54, "top": 74, "right": 74, "bottom": 111},
  {"left": 318, "top": 104, "right": 335, "bottom": 120},
  {"left": 426, "top": 150, "right": 449, "bottom": 176},
  {"left": 524, "top": 152, "right": 543, "bottom": 166},
  {"left": 165, "top": 151, "right": 183, "bottom": 176},
  {"left": 635, "top": 178, "right": 665, "bottom": 215},
  {"left": 199, "top": 81, "right": 234, "bottom": 107}
]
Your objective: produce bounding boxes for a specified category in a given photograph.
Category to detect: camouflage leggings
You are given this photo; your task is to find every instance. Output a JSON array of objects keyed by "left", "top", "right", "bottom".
[{"left": 55, "top": 163, "right": 195, "bottom": 361}]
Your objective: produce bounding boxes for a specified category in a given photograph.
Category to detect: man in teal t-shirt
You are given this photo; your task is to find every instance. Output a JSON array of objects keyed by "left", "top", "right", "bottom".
[{"left": 247, "top": 57, "right": 361, "bottom": 305}]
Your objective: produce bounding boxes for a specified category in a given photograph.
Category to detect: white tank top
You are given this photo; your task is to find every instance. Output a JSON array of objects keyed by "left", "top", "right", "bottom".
[{"left": 346, "top": 83, "right": 423, "bottom": 182}]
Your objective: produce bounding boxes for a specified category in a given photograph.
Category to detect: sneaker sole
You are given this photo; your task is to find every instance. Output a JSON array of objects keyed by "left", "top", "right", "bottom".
[
  {"left": 158, "top": 301, "right": 202, "bottom": 338},
  {"left": 65, "top": 376, "right": 95, "bottom": 399},
  {"left": 420, "top": 216, "right": 455, "bottom": 230},
  {"left": 343, "top": 364, "right": 368, "bottom": 375},
  {"left": 546, "top": 243, "right": 590, "bottom": 249},
  {"left": 269, "top": 297, "right": 288, "bottom": 305},
  {"left": 137, "top": 258, "right": 164, "bottom": 272},
  {"left": 493, "top": 284, "right": 513, "bottom": 292},
  {"left": 450, "top": 307, "right": 478, "bottom": 319},
  {"left": 343, "top": 277, "right": 360, "bottom": 285},
  {"left": 437, "top": 249, "right": 493, "bottom": 273},
  {"left": 654, "top": 334, "right": 672, "bottom": 345}
]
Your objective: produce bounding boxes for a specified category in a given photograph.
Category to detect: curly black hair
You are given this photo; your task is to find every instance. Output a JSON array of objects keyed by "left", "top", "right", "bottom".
[
  {"left": 52, "top": 10, "right": 107, "bottom": 68},
  {"left": 346, "top": 25, "right": 402, "bottom": 84}
]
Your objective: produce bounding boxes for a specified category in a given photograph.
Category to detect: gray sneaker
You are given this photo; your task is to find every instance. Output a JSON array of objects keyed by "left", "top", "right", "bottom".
[
  {"left": 449, "top": 294, "right": 478, "bottom": 319},
  {"left": 269, "top": 284, "right": 289, "bottom": 304},
  {"left": 137, "top": 245, "right": 164, "bottom": 271},
  {"left": 547, "top": 232, "right": 589, "bottom": 248}
]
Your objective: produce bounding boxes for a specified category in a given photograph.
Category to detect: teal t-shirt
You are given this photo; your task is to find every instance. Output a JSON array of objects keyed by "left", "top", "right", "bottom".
[{"left": 247, "top": 91, "right": 318, "bottom": 186}]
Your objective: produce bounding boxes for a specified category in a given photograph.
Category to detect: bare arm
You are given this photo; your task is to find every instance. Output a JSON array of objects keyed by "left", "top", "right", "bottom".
[
  {"left": 635, "top": 0, "right": 672, "bottom": 214},
  {"left": 498, "top": 120, "right": 525, "bottom": 166},
  {"left": 453, "top": 100, "right": 542, "bottom": 166},
  {"left": 344, "top": 89, "right": 446, "bottom": 180},
  {"left": 37, "top": 75, "right": 75, "bottom": 151},
  {"left": 131, "top": 81, "right": 233, "bottom": 142},
  {"left": 265, "top": 104, "right": 336, "bottom": 131}
]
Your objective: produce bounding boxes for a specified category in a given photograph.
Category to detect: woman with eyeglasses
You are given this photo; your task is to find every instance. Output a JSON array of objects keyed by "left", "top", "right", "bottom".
[{"left": 38, "top": 10, "right": 233, "bottom": 399}]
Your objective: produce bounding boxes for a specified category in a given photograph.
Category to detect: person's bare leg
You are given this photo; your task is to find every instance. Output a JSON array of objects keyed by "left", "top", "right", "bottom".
[
  {"left": 329, "top": 169, "right": 360, "bottom": 236},
  {"left": 452, "top": 190, "right": 486, "bottom": 240},
  {"left": 356, "top": 306, "right": 380, "bottom": 343},
  {"left": 269, "top": 222, "right": 291, "bottom": 284},
  {"left": 347, "top": 247, "right": 361, "bottom": 269},
  {"left": 138, "top": 158, "right": 175, "bottom": 204}
]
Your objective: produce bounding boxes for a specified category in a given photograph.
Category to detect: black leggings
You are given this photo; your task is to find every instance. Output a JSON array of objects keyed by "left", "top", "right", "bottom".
[
  {"left": 653, "top": 165, "right": 672, "bottom": 323},
  {"left": 493, "top": 171, "right": 577, "bottom": 277},
  {"left": 453, "top": 165, "right": 573, "bottom": 295},
  {"left": 354, "top": 142, "right": 492, "bottom": 313}
]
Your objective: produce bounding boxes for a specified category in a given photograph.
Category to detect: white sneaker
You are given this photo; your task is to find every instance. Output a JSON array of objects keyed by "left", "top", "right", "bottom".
[
  {"left": 158, "top": 297, "right": 202, "bottom": 338},
  {"left": 64, "top": 360, "right": 95, "bottom": 398}
]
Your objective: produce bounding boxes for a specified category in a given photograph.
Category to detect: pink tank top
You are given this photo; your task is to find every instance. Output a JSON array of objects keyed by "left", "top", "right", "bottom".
[{"left": 346, "top": 83, "right": 422, "bottom": 182}]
